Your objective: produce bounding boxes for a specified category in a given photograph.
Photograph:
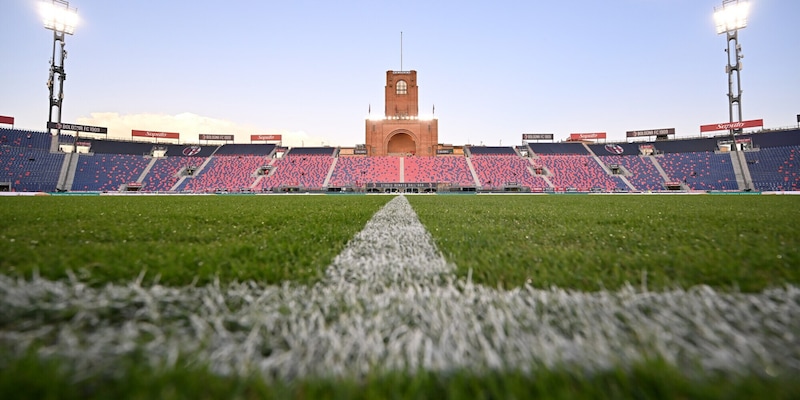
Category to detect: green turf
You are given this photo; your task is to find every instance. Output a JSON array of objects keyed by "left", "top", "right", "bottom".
[
  {"left": 3, "top": 195, "right": 798, "bottom": 291},
  {"left": 3, "top": 194, "right": 799, "bottom": 397},
  {"left": 408, "top": 195, "right": 800, "bottom": 292},
  {"left": 0, "top": 196, "right": 390, "bottom": 286},
  {"left": 2, "top": 352, "right": 798, "bottom": 400}
]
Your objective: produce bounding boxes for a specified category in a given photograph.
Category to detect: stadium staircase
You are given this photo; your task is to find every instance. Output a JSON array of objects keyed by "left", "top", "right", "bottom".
[
  {"left": 585, "top": 144, "right": 636, "bottom": 191},
  {"left": 648, "top": 156, "right": 671, "bottom": 187},
  {"left": 171, "top": 150, "right": 217, "bottom": 191},
  {"left": 250, "top": 157, "right": 278, "bottom": 190},
  {"left": 399, "top": 157, "right": 405, "bottom": 182},
  {"left": 464, "top": 157, "right": 482, "bottom": 187},
  {"left": 729, "top": 150, "right": 753, "bottom": 191},
  {"left": 57, "top": 151, "right": 79, "bottom": 191},
  {"left": 525, "top": 150, "right": 556, "bottom": 190},
  {"left": 526, "top": 157, "right": 555, "bottom": 189},
  {"left": 136, "top": 157, "right": 159, "bottom": 185},
  {"left": 322, "top": 157, "right": 338, "bottom": 188}
]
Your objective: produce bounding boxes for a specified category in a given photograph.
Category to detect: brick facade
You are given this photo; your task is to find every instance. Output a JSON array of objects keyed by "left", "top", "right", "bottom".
[{"left": 365, "top": 70, "right": 438, "bottom": 156}]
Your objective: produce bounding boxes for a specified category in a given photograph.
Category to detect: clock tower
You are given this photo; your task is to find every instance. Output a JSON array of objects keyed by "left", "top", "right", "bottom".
[{"left": 365, "top": 70, "right": 438, "bottom": 156}]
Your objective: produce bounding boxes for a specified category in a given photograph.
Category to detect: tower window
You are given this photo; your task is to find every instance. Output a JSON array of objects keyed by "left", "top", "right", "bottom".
[{"left": 396, "top": 80, "right": 407, "bottom": 95}]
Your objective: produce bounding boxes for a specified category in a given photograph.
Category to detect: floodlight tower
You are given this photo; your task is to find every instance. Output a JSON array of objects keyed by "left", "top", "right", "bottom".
[
  {"left": 41, "top": 0, "right": 78, "bottom": 137},
  {"left": 714, "top": 0, "right": 749, "bottom": 134},
  {"left": 714, "top": 0, "right": 751, "bottom": 191}
]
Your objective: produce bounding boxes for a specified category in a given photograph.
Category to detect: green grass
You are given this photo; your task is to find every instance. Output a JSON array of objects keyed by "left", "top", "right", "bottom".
[
  {"left": 2, "top": 194, "right": 800, "bottom": 398},
  {"left": 409, "top": 195, "right": 800, "bottom": 292},
  {"left": 0, "top": 196, "right": 390, "bottom": 286},
  {"left": 5, "top": 195, "right": 796, "bottom": 291},
  {"left": 2, "top": 352, "right": 798, "bottom": 400}
]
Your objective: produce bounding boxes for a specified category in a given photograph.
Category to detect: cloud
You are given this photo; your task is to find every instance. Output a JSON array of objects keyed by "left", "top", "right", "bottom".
[{"left": 75, "top": 112, "right": 329, "bottom": 148}]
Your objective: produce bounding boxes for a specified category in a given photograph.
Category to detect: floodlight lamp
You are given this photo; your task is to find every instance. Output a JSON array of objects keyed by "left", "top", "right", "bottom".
[
  {"left": 40, "top": 0, "right": 78, "bottom": 35},
  {"left": 714, "top": 0, "right": 749, "bottom": 34}
]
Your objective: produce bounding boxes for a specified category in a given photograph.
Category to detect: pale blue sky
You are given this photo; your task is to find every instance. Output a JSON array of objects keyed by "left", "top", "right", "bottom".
[{"left": 1, "top": 0, "right": 798, "bottom": 146}]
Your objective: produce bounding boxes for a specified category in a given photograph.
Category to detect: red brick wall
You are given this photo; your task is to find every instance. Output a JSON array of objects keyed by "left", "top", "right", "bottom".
[{"left": 366, "top": 70, "right": 438, "bottom": 156}]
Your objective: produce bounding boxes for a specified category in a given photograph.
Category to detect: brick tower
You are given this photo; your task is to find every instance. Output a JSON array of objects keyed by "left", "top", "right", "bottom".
[{"left": 365, "top": 70, "right": 438, "bottom": 156}]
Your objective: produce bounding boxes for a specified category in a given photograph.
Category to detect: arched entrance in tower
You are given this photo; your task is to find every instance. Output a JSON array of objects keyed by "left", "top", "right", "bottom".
[{"left": 387, "top": 131, "right": 416, "bottom": 155}]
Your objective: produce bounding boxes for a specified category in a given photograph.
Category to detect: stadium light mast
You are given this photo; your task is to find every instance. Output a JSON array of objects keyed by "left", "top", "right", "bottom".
[
  {"left": 714, "top": 0, "right": 751, "bottom": 191},
  {"left": 41, "top": 0, "right": 78, "bottom": 138},
  {"left": 714, "top": 0, "right": 748, "bottom": 133}
]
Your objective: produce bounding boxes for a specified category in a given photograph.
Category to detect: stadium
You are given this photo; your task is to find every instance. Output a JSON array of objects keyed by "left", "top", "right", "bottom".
[
  {"left": 2, "top": 1, "right": 800, "bottom": 399},
  {"left": 1, "top": 120, "right": 800, "bottom": 194}
]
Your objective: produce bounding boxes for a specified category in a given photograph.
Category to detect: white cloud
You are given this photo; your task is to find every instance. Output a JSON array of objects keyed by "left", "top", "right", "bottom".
[{"left": 75, "top": 112, "right": 329, "bottom": 148}]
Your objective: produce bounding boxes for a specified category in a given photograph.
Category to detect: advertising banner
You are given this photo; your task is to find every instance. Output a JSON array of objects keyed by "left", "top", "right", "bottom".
[
  {"left": 132, "top": 130, "right": 180, "bottom": 139},
  {"left": 522, "top": 133, "right": 554, "bottom": 141},
  {"left": 569, "top": 132, "right": 606, "bottom": 141},
  {"left": 251, "top": 134, "right": 282, "bottom": 141},
  {"left": 700, "top": 119, "right": 763, "bottom": 132},
  {"left": 626, "top": 128, "right": 675, "bottom": 138},
  {"left": 199, "top": 134, "right": 234, "bottom": 141},
  {"left": 48, "top": 122, "right": 107, "bottom": 134}
]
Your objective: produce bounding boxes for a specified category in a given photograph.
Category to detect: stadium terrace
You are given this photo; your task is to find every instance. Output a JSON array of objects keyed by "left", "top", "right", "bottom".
[
  {"left": 3, "top": 67, "right": 798, "bottom": 195},
  {"left": 1, "top": 125, "right": 799, "bottom": 195}
]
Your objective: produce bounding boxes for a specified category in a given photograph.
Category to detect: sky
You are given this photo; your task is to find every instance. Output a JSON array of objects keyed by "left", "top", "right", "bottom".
[{"left": 1, "top": 0, "right": 798, "bottom": 147}]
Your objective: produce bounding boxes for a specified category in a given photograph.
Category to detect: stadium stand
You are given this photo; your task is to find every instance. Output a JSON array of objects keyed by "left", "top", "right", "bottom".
[
  {"left": 259, "top": 154, "right": 334, "bottom": 191},
  {"left": 71, "top": 154, "right": 150, "bottom": 191},
  {"left": 0, "top": 147, "right": 64, "bottom": 192},
  {"left": 4, "top": 127, "right": 800, "bottom": 193},
  {"left": 652, "top": 137, "right": 719, "bottom": 153},
  {"left": 657, "top": 151, "right": 738, "bottom": 191},
  {"left": 468, "top": 146, "right": 517, "bottom": 156},
  {"left": 163, "top": 144, "right": 217, "bottom": 158},
  {"left": 286, "top": 147, "right": 337, "bottom": 156},
  {"left": 528, "top": 142, "right": 590, "bottom": 155},
  {"left": 142, "top": 156, "right": 205, "bottom": 192},
  {"left": 329, "top": 156, "right": 401, "bottom": 186},
  {"left": 745, "top": 146, "right": 800, "bottom": 191},
  {"left": 214, "top": 143, "right": 276, "bottom": 156},
  {"left": 533, "top": 155, "right": 628, "bottom": 191},
  {"left": 587, "top": 143, "right": 644, "bottom": 157},
  {"left": 599, "top": 155, "right": 665, "bottom": 191},
  {"left": 84, "top": 139, "right": 156, "bottom": 155},
  {"left": 469, "top": 154, "right": 548, "bottom": 191},
  {"left": 404, "top": 156, "right": 475, "bottom": 186},
  {"left": 180, "top": 155, "right": 268, "bottom": 192},
  {"left": 745, "top": 129, "right": 800, "bottom": 148},
  {"left": 0, "top": 128, "right": 52, "bottom": 150}
]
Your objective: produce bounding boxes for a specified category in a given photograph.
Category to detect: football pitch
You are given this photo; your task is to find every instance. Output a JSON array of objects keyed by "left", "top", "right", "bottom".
[{"left": 1, "top": 194, "right": 799, "bottom": 399}]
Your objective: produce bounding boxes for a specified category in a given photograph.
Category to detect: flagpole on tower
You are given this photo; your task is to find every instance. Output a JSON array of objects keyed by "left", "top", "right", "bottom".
[{"left": 400, "top": 31, "right": 403, "bottom": 71}]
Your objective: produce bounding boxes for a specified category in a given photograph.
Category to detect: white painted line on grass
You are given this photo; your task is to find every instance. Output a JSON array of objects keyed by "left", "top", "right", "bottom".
[{"left": 1, "top": 195, "right": 799, "bottom": 380}]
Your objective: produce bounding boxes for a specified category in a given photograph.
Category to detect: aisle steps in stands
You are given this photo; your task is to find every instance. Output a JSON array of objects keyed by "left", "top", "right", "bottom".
[
  {"left": 322, "top": 157, "right": 338, "bottom": 187},
  {"left": 729, "top": 150, "right": 752, "bottom": 191},
  {"left": 399, "top": 157, "right": 405, "bottom": 183},
  {"left": 250, "top": 157, "right": 279, "bottom": 190},
  {"left": 136, "top": 157, "right": 159, "bottom": 185},
  {"left": 585, "top": 144, "right": 636, "bottom": 191},
  {"left": 56, "top": 151, "right": 74, "bottom": 191},
  {"left": 171, "top": 150, "right": 216, "bottom": 191},
  {"left": 649, "top": 156, "right": 671, "bottom": 183},
  {"left": 465, "top": 157, "right": 481, "bottom": 187}
]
